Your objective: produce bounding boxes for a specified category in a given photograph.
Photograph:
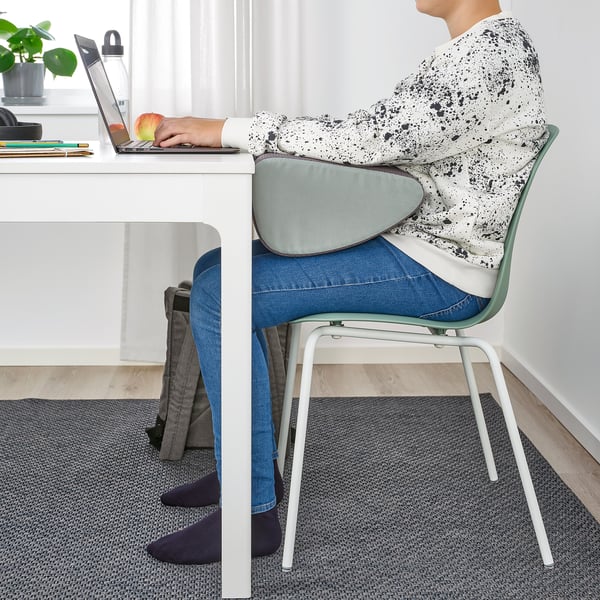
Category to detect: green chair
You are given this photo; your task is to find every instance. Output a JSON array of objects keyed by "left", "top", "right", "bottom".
[{"left": 277, "top": 125, "right": 559, "bottom": 572}]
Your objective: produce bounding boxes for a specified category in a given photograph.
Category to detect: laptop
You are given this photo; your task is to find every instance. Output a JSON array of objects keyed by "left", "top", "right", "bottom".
[{"left": 74, "top": 34, "right": 238, "bottom": 154}]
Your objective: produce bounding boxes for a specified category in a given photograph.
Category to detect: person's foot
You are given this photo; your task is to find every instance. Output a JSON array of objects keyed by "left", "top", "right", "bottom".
[
  {"left": 160, "top": 459, "right": 284, "bottom": 507},
  {"left": 160, "top": 469, "right": 220, "bottom": 507},
  {"left": 146, "top": 506, "right": 282, "bottom": 564}
]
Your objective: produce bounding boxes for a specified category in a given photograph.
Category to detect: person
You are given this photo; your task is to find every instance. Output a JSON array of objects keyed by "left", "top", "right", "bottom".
[{"left": 146, "top": 0, "right": 547, "bottom": 565}]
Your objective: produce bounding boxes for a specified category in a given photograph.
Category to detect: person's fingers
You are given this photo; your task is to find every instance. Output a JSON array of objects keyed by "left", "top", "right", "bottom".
[
  {"left": 153, "top": 118, "right": 181, "bottom": 145},
  {"left": 158, "top": 133, "right": 191, "bottom": 147}
]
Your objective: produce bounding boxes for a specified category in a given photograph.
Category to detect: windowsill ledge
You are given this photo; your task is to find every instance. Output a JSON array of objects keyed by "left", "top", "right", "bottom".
[{"left": 0, "top": 89, "right": 97, "bottom": 115}]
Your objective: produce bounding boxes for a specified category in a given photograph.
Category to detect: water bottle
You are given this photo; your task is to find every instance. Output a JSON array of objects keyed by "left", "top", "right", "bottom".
[{"left": 99, "top": 30, "right": 129, "bottom": 144}]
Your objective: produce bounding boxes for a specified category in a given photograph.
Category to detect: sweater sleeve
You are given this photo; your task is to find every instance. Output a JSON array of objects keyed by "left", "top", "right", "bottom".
[
  {"left": 221, "top": 117, "right": 252, "bottom": 150},
  {"left": 248, "top": 42, "right": 514, "bottom": 165}
]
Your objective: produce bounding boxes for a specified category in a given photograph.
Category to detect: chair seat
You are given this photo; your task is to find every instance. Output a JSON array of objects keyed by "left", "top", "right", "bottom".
[{"left": 290, "top": 310, "right": 485, "bottom": 333}]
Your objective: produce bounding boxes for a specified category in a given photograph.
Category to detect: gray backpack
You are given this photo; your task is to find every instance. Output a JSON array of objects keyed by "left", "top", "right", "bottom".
[{"left": 146, "top": 282, "right": 290, "bottom": 460}]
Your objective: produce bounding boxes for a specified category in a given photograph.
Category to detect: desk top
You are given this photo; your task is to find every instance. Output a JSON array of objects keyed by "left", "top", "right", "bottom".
[{"left": 0, "top": 142, "right": 255, "bottom": 174}]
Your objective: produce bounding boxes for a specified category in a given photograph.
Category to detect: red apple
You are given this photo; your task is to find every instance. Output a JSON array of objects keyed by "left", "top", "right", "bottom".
[
  {"left": 134, "top": 112, "right": 165, "bottom": 141},
  {"left": 108, "top": 123, "right": 126, "bottom": 133}
]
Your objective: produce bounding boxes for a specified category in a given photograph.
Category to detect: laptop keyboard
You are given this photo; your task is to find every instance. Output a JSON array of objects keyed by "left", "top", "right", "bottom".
[
  {"left": 122, "top": 140, "right": 154, "bottom": 148},
  {"left": 121, "top": 140, "right": 197, "bottom": 150}
]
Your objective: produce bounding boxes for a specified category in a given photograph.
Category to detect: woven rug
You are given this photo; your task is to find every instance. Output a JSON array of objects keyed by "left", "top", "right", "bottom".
[{"left": 0, "top": 395, "right": 599, "bottom": 599}]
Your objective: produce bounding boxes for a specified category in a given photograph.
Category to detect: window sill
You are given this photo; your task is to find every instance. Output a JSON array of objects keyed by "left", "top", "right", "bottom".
[{"left": 0, "top": 89, "right": 97, "bottom": 115}]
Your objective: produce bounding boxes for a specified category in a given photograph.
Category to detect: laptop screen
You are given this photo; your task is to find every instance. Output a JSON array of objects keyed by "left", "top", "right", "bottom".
[{"left": 74, "top": 34, "right": 130, "bottom": 147}]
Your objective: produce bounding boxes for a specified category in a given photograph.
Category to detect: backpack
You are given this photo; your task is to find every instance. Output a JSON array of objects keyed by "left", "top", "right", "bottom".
[{"left": 146, "top": 282, "right": 290, "bottom": 460}]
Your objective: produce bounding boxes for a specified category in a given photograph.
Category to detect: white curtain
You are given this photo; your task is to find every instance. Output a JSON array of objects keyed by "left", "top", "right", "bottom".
[{"left": 122, "top": 0, "right": 302, "bottom": 362}]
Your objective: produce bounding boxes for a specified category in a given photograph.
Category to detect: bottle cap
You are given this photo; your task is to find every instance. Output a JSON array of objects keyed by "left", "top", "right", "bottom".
[{"left": 102, "top": 30, "right": 124, "bottom": 56}]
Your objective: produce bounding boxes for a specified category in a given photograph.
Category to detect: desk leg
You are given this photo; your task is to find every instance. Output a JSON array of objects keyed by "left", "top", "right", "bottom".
[{"left": 219, "top": 200, "right": 252, "bottom": 598}]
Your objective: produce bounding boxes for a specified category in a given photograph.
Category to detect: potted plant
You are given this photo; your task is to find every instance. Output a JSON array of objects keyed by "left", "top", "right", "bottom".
[{"left": 0, "top": 18, "right": 77, "bottom": 98}]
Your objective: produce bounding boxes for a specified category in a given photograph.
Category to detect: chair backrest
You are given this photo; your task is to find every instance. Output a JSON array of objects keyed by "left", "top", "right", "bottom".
[
  {"left": 291, "top": 125, "right": 559, "bottom": 332},
  {"left": 460, "top": 124, "right": 559, "bottom": 326}
]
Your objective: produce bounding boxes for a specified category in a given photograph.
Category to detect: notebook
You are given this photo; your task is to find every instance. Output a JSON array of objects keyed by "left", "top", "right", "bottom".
[{"left": 74, "top": 34, "right": 238, "bottom": 154}]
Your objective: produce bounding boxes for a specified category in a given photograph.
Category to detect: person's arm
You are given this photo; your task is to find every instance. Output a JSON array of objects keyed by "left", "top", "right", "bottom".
[
  {"left": 221, "top": 118, "right": 252, "bottom": 150},
  {"left": 152, "top": 115, "right": 253, "bottom": 150},
  {"left": 154, "top": 28, "right": 534, "bottom": 162},
  {"left": 153, "top": 117, "right": 226, "bottom": 148},
  {"left": 248, "top": 45, "right": 518, "bottom": 165},
  {"left": 249, "top": 60, "right": 494, "bottom": 165}
]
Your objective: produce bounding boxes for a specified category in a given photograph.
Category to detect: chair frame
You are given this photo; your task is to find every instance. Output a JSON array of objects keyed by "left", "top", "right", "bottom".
[{"left": 277, "top": 125, "right": 559, "bottom": 572}]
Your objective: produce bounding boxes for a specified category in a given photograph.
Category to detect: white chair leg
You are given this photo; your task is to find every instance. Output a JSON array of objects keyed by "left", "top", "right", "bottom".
[
  {"left": 456, "top": 330, "right": 498, "bottom": 482},
  {"left": 477, "top": 339, "right": 554, "bottom": 568},
  {"left": 279, "top": 323, "right": 553, "bottom": 570},
  {"left": 282, "top": 326, "right": 323, "bottom": 572},
  {"left": 277, "top": 323, "right": 302, "bottom": 476}
]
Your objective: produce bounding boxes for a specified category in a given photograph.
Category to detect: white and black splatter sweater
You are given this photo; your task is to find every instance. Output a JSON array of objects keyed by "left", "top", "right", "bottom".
[{"left": 223, "top": 12, "right": 547, "bottom": 297}]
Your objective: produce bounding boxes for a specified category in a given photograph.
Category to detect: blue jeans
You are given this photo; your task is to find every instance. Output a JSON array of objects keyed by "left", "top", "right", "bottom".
[{"left": 190, "top": 237, "right": 488, "bottom": 514}]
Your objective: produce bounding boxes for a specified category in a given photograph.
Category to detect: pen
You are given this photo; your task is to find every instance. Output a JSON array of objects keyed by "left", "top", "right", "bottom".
[
  {"left": 0, "top": 139, "right": 63, "bottom": 143},
  {"left": 0, "top": 142, "right": 89, "bottom": 148}
]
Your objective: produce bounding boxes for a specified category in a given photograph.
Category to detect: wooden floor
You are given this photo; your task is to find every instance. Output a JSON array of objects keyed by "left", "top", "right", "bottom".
[{"left": 1, "top": 362, "right": 599, "bottom": 522}]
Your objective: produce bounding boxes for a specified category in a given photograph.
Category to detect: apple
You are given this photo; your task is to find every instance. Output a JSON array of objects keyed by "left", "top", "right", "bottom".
[
  {"left": 134, "top": 112, "right": 165, "bottom": 141},
  {"left": 108, "top": 123, "right": 126, "bottom": 133}
]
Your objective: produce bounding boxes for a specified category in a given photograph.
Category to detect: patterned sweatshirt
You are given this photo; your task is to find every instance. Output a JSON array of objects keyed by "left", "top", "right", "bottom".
[{"left": 222, "top": 12, "right": 547, "bottom": 297}]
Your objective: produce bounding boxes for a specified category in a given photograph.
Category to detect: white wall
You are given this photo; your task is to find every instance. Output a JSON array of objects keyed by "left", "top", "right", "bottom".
[
  {"left": 0, "top": 223, "right": 125, "bottom": 364},
  {"left": 504, "top": 1, "right": 600, "bottom": 460},
  {"left": 296, "top": 1, "right": 447, "bottom": 117}
]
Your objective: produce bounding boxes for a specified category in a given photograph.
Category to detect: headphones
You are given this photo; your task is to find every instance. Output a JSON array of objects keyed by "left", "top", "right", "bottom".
[
  {"left": 0, "top": 107, "right": 43, "bottom": 139},
  {"left": 0, "top": 107, "right": 19, "bottom": 127}
]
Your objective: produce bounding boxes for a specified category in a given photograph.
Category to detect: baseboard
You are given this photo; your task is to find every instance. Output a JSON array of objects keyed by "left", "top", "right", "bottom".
[
  {"left": 0, "top": 347, "right": 154, "bottom": 366},
  {"left": 502, "top": 349, "right": 600, "bottom": 464}
]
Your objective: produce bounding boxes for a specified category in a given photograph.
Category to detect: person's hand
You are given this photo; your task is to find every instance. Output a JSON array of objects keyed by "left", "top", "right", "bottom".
[{"left": 153, "top": 117, "right": 226, "bottom": 148}]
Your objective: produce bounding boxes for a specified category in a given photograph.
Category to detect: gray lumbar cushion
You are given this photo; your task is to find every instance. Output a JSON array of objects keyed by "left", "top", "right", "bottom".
[{"left": 252, "top": 153, "right": 424, "bottom": 256}]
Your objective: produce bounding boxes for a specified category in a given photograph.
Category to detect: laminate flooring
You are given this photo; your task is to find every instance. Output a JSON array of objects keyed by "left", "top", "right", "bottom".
[{"left": 1, "top": 362, "right": 598, "bottom": 522}]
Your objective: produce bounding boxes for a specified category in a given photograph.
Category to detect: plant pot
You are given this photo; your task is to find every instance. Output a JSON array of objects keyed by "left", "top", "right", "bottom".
[{"left": 2, "top": 63, "right": 45, "bottom": 98}]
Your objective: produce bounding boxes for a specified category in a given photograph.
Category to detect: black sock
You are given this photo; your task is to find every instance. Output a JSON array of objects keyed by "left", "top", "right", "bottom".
[
  {"left": 160, "top": 469, "right": 220, "bottom": 507},
  {"left": 160, "top": 459, "right": 284, "bottom": 507},
  {"left": 146, "top": 506, "right": 281, "bottom": 565}
]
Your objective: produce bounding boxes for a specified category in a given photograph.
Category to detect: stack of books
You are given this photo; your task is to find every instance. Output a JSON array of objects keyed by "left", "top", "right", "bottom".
[{"left": 0, "top": 141, "right": 93, "bottom": 158}]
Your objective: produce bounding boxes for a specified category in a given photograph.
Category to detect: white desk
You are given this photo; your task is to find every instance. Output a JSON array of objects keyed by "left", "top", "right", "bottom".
[{"left": 0, "top": 143, "right": 255, "bottom": 599}]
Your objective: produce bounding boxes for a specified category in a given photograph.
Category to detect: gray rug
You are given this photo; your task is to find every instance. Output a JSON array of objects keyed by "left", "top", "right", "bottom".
[{"left": 0, "top": 395, "right": 599, "bottom": 599}]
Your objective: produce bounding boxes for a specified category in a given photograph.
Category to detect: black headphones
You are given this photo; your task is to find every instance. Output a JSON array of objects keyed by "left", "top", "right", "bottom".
[
  {"left": 0, "top": 107, "right": 19, "bottom": 127},
  {"left": 0, "top": 107, "right": 43, "bottom": 139}
]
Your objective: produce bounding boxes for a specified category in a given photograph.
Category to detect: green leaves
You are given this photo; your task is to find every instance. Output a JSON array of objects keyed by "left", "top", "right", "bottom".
[
  {"left": 0, "top": 43, "right": 15, "bottom": 71},
  {"left": 0, "top": 18, "right": 18, "bottom": 40},
  {"left": 43, "top": 47, "right": 77, "bottom": 77},
  {"left": 0, "top": 17, "right": 76, "bottom": 76},
  {"left": 32, "top": 24, "right": 55, "bottom": 41},
  {"left": 9, "top": 28, "right": 44, "bottom": 61}
]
